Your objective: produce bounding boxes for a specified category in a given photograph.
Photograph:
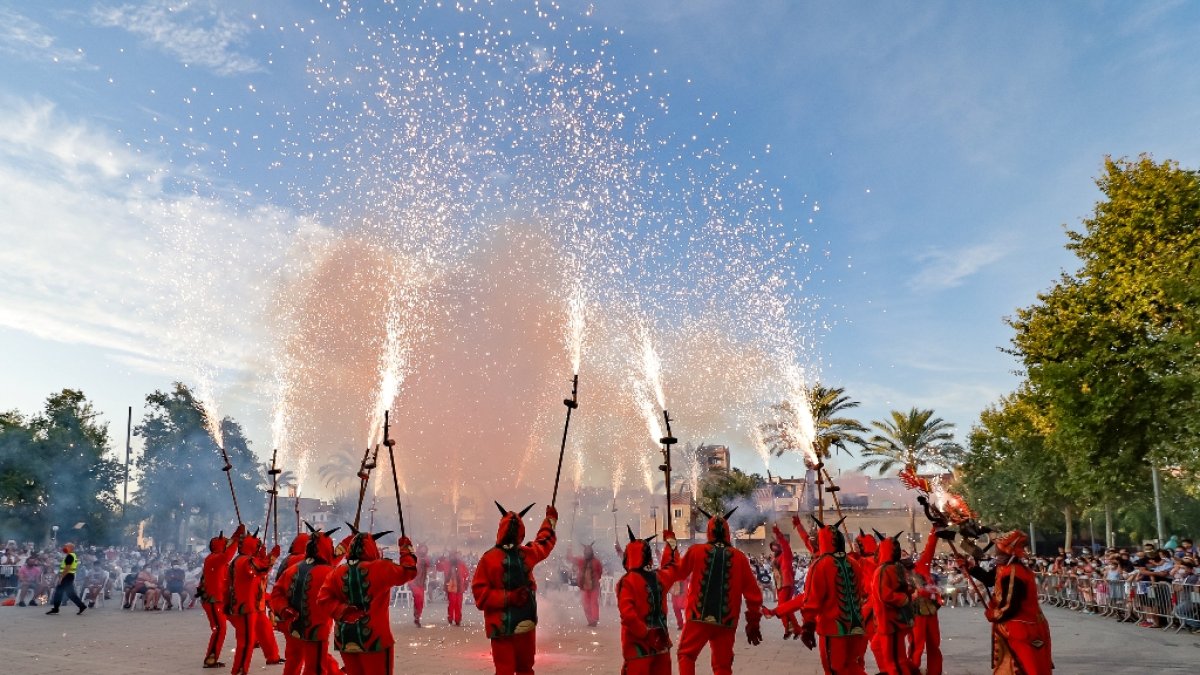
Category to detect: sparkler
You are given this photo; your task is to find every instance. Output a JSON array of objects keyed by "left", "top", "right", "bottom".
[
  {"left": 550, "top": 374, "right": 580, "bottom": 508},
  {"left": 352, "top": 444, "right": 380, "bottom": 531},
  {"left": 266, "top": 447, "right": 281, "bottom": 547},
  {"left": 383, "top": 410, "right": 406, "bottom": 538},
  {"left": 658, "top": 410, "right": 678, "bottom": 527},
  {"left": 217, "top": 443, "right": 243, "bottom": 526}
]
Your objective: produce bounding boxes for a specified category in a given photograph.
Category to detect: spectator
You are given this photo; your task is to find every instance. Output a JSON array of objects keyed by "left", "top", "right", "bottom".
[{"left": 16, "top": 556, "right": 42, "bottom": 606}]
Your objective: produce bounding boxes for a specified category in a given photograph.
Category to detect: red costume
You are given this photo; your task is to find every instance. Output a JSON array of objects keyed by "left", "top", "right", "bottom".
[
  {"left": 868, "top": 534, "right": 915, "bottom": 675},
  {"left": 616, "top": 527, "right": 681, "bottom": 675},
  {"left": 572, "top": 543, "right": 604, "bottom": 627},
  {"left": 270, "top": 526, "right": 343, "bottom": 675},
  {"left": 776, "top": 518, "right": 867, "bottom": 675},
  {"left": 471, "top": 502, "right": 557, "bottom": 675},
  {"left": 226, "top": 531, "right": 283, "bottom": 675},
  {"left": 849, "top": 529, "right": 881, "bottom": 658},
  {"left": 318, "top": 529, "right": 417, "bottom": 675},
  {"left": 670, "top": 508, "right": 763, "bottom": 675},
  {"left": 769, "top": 524, "right": 801, "bottom": 638},
  {"left": 968, "top": 531, "right": 1053, "bottom": 674},
  {"left": 273, "top": 533, "right": 312, "bottom": 675},
  {"left": 411, "top": 544, "right": 429, "bottom": 626},
  {"left": 909, "top": 528, "right": 943, "bottom": 675},
  {"left": 436, "top": 551, "right": 470, "bottom": 626},
  {"left": 198, "top": 525, "right": 244, "bottom": 668}
]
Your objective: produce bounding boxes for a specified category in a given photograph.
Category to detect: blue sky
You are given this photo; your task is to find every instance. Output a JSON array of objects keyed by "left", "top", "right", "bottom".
[{"left": 2, "top": 1, "right": 1199, "bottom": 485}]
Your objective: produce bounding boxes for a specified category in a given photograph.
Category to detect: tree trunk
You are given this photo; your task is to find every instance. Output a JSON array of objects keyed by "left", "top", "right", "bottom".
[
  {"left": 1104, "top": 503, "right": 1114, "bottom": 548},
  {"left": 1062, "top": 505, "right": 1074, "bottom": 553}
]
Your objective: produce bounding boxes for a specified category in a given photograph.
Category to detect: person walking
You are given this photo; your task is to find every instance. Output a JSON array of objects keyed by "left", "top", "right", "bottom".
[{"left": 47, "top": 543, "right": 87, "bottom": 615}]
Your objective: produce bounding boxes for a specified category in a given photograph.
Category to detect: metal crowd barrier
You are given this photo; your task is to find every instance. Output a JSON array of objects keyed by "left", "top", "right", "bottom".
[{"left": 1035, "top": 572, "right": 1200, "bottom": 634}]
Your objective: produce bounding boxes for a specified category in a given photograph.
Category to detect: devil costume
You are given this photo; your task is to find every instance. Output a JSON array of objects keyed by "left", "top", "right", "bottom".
[
  {"left": 572, "top": 542, "right": 604, "bottom": 627},
  {"left": 198, "top": 524, "right": 244, "bottom": 668},
  {"left": 411, "top": 544, "right": 430, "bottom": 626},
  {"left": 867, "top": 533, "right": 915, "bottom": 675},
  {"left": 317, "top": 529, "right": 416, "bottom": 675},
  {"left": 616, "top": 527, "right": 682, "bottom": 675},
  {"left": 777, "top": 518, "right": 867, "bottom": 675},
  {"left": 909, "top": 526, "right": 943, "bottom": 675},
  {"left": 769, "top": 524, "right": 801, "bottom": 639},
  {"left": 436, "top": 550, "right": 470, "bottom": 626},
  {"left": 269, "top": 526, "right": 343, "bottom": 675},
  {"left": 669, "top": 508, "right": 763, "bottom": 675},
  {"left": 226, "top": 530, "right": 283, "bottom": 675},
  {"left": 968, "top": 531, "right": 1053, "bottom": 674},
  {"left": 471, "top": 502, "right": 557, "bottom": 675}
]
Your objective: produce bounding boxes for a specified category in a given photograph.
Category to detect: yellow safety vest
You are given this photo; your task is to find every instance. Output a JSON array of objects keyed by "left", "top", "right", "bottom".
[{"left": 59, "top": 553, "right": 78, "bottom": 575}]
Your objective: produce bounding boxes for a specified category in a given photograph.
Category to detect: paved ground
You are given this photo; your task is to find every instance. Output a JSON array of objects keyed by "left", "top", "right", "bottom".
[{"left": 2, "top": 590, "right": 1197, "bottom": 673}]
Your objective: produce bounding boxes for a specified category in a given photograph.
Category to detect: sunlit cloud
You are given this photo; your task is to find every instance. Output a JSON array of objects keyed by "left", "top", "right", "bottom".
[{"left": 92, "top": 0, "right": 262, "bottom": 76}]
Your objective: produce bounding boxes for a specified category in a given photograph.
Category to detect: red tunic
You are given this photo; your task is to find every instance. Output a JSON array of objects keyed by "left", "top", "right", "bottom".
[
  {"left": 673, "top": 516, "right": 763, "bottom": 628},
  {"left": 616, "top": 534, "right": 683, "bottom": 660},
  {"left": 318, "top": 533, "right": 416, "bottom": 653},
  {"left": 797, "top": 527, "right": 866, "bottom": 637},
  {"left": 471, "top": 510, "right": 556, "bottom": 639},
  {"left": 269, "top": 532, "right": 338, "bottom": 642},
  {"left": 436, "top": 555, "right": 470, "bottom": 595},
  {"left": 574, "top": 555, "right": 603, "bottom": 592},
  {"left": 197, "top": 526, "right": 242, "bottom": 605},
  {"left": 226, "top": 536, "right": 279, "bottom": 616}
]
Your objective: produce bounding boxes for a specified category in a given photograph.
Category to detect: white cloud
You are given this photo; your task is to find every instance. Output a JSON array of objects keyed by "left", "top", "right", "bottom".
[
  {"left": 0, "top": 96, "right": 307, "bottom": 390},
  {"left": 908, "top": 241, "right": 1009, "bottom": 291},
  {"left": 92, "top": 0, "right": 262, "bottom": 76},
  {"left": 0, "top": 7, "right": 90, "bottom": 68}
]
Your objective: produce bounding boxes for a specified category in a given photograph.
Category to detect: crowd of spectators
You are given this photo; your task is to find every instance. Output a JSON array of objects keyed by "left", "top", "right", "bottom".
[{"left": 0, "top": 540, "right": 203, "bottom": 611}]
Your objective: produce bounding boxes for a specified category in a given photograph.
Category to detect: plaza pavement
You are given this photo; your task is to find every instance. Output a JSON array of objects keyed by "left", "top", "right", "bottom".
[{"left": 2, "top": 589, "right": 1196, "bottom": 674}]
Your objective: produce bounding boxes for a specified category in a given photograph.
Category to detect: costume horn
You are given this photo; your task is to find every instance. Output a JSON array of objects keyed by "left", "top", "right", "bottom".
[
  {"left": 696, "top": 506, "right": 713, "bottom": 519},
  {"left": 872, "top": 528, "right": 885, "bottom": 541},
  {"left": 344, "top": 521, "right": 359, "bottom": 535},
  {"left": 723, "top": 507, "right": 738, "bottom": 520},
  {"left": 495, "top": 501, "right": 508, "bottom": 516},
  {"left": 627, "top": 525, "right": 637, "bottom": 542},
  {"left": 833, "top": 516, "right": 846, "bottom": 530},
  {"left": 325, "top": 527, "right": 341, "bottom": 537},
  {"left": 643, "top": 535, "right": 658, "bottom": 543},
  {"left": 810, "top": 515, "right": 825, "bottom": 528},
  {"left": 252, "top": 527, "right": 260, "bottom": 538},
  {"left": 518, "top": 503, "right": 535, "bottom": 517},
  {"left": 304, "top": 521, "right": 317, "bottom": 534},
  {"left": 371, "top": 530, "right": 394, "bottom": 541},
  {"left": 218, "top": 530, "right": 224, "bottom": 538}
]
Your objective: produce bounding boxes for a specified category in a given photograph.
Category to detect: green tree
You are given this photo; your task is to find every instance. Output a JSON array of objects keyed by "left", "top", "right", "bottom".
[
  {"left": 857, "top": 408, "right": 964, "bottom": 476},
  {"left": 0, "top": 391, "right": 122, "bottom": 543},
  {"left": 135, "top": 383, "right": 259, "bottom": 548},
  {"left": 1005, "top": 156, "right": 1200, "bottom": 536},
  {"left": 697, "top": 468, "right": 765, "bottom": 532},
  {"left": 318, "top": 447, "right": 364, "bottom": 495},
  {"left": 761, "top": 384, "right": 867, "bottom": 463}
]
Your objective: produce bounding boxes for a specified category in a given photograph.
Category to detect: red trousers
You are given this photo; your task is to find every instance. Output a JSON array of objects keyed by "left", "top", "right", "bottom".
[
  {"left": 412, "top": 585, "right": 425, "bottom": 622},
  {"left": 777, "top": 586, "right": 800, "bottom": 634},
  {"left": 582, "top": 588, "right": 601, "bottom": 625},
  {"left": 229, "top": 614, "right": 256, "bottom": 674},
  {"left": 447, "top": 591, "right": 464, "bottom": 624},
  {"left": 677, "top": 622, "right": 735, "bottom": 675},
  {"left": 998, "top": 621, "right": 1053, "bottom": 675},
  {"left": 909, "top": 615, "right": 942, "bottom": 675},
  {"left": 340, "top": 647, "right": 392, "bottom": 675},
  {"left": 818, "top": 635, "right": 867, "bottom": 675},
  {"left": 283, "top": 634, "right": 303, "bottom": 675},
  {"left": 489, "top": 630, "right": 537, "bottom": 675},
  {"left": 256, "top": 610, "right": 282, "bottom": 661},
  {"left": 870, "top": 628, "right": 915, "bottom": 675},
  {"left": 671, "top": 595, "right": 685, "bottom": 629},
  {"left": 622, "top": 652, "right": 671, "bottom": 675},
  {"left": 202, "top": 602, "right": 227, "bottom": 666}
]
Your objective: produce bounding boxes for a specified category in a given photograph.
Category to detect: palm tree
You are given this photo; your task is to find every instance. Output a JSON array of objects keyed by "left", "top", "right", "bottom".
[
  {"left": 857, "top": 407, "right": 964, "bottom": 475},
  {"left": 760, "top": 384, "right": 867, "bottom": 462},
  {"left": 258, "top": 462, "right": 298, "bottom": 491},
  {"left": 317, "top": 447, "right": 364, "bottom": 494}
]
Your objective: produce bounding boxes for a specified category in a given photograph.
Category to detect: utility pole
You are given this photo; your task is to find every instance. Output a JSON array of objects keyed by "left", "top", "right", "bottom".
[
  {"left": 124, "top": 406, "right": 132, "bottom": 514},
  {"left": 1151, "top": 464, "right": 1165, "bottom": 545}
]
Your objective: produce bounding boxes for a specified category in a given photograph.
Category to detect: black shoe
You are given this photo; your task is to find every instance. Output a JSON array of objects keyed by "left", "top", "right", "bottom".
[
  {"left": 46, "top": 609, "right": 59, "bottom": 615},
  {"left": 29, "top": 600, "right": 38, "bottom": 606},
  {"left": 77, "top": 606, "right": 86, "bottom": 615},
  {"left": 88, "top": 601, "right": 95, "bottom": 608},
  {"left": 17, "top": 601, "right": 24, "bottom": 607}
]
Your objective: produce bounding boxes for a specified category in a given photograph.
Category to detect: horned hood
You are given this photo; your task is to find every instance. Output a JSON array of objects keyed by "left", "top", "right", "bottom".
[
  {"left": 855, "top": 529, "right": 879, "bottom": 556},
  {"left": 209, "top": 532, "right": 228, "bottom": 554},
  {"left": 303, "top": 524, "right": 341, "bottom": 564},
  {"left": 238, "top": 530, "right": 262, "bottom": 556},
  {"left": 813, "top": 516, "right": 847, "bottom": 555},
  {"left": 288, "top": 533, "right": 310, "bottom": 557},
  {"left": 876, "top": 532, "right": 903, "bottom": 564},
  {"left": 621, "top": 525, "right": 656, "bottom": 571},
  {"left": 699, "top": 506, "right": 737, "bottom": 545},
  {"left": 344, "top": 523, "right": 391, "bottom": 562},
  {"left": 494, "top": 501, "right": 534, "bottom": 547}
]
